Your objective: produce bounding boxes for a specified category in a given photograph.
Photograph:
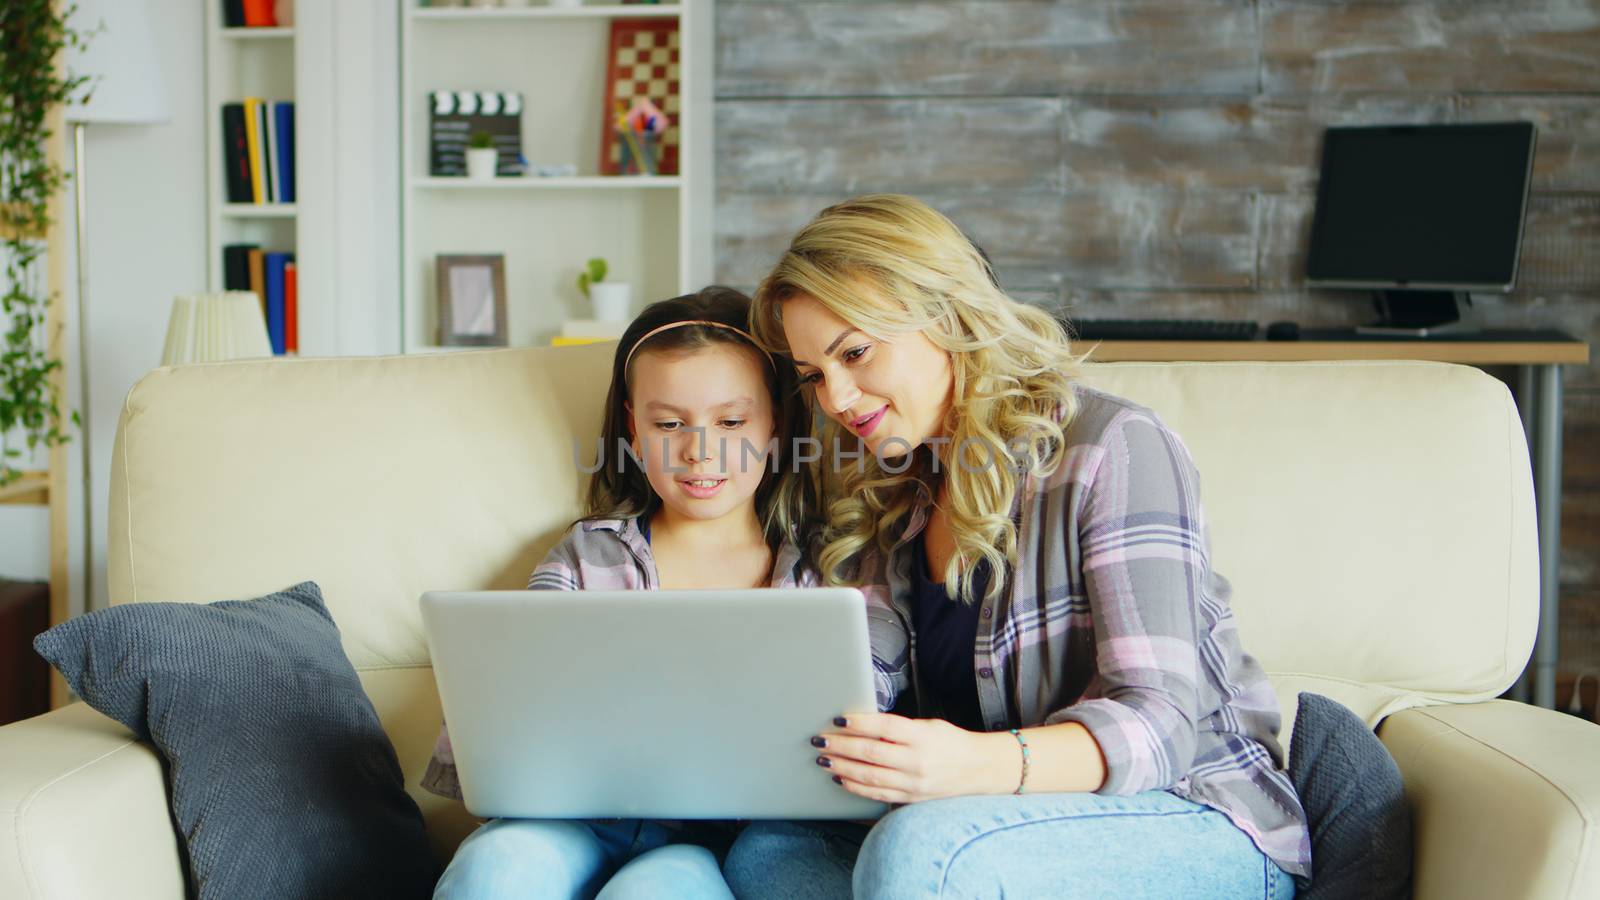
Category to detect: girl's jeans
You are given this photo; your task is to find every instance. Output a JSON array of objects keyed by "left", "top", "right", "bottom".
[{"left": 434, "top": 818, "right": 735, "bottom": 900}]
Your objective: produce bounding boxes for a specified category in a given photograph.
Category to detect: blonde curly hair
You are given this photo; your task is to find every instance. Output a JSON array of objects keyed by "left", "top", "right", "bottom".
[{"left": 751, "top": 194, "right": 1090, "bottom": 604}]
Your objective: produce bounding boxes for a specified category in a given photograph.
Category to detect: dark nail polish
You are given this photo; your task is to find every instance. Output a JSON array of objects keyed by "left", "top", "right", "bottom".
[
  {"left": 815, "top": 756, "right": 831, "bottom": 768},
  {"left": 810, "top": 736, "right": 827, "bottom": 748},
  {"left": 832, "top": 774, "right": 843, "bottom": 784},
  {"left": 833, "top": 716, "right": 848, "bottom": 727}
]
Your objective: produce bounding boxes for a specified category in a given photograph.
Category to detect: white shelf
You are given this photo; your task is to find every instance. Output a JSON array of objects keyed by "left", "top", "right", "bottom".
[
  {"left": 220, "top": 203, "right": 299, "bottom": 218},
  {"left": 411, "top": 176, "right": 681, "bottom": 190},
  {"left": 413, "top": 5, "right": 682, "bottom": 21},
  {"left": 221, "top": 27, "right": 295, "bottom": 39},
  {"left": 401, "top": 0, "right": 712, "bottom": 350},
  {"left": 206, "top": 6, "right": 306, "bottom": 351}
]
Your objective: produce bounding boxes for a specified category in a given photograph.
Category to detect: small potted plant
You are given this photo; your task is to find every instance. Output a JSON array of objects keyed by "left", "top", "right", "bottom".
[
  {"left": 577, "top": 257, "right": 630, "bottom": 322},
  {"left": 465, "top": 131, "right": 498, "bottom": 180}
]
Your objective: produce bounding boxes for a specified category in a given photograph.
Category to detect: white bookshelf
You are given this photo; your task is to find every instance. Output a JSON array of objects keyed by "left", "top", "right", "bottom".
[
  {"left": 203, "top": 13, "right": 299, "bottom": 344},
  {"left": 399, "top": 0, "right": 714, "bottom": 353}
]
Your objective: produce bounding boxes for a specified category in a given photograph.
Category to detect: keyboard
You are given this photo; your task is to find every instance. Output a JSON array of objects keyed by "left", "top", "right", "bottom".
[{"left": 1064, "top": 318, "right": 1260, "bottom": 341}]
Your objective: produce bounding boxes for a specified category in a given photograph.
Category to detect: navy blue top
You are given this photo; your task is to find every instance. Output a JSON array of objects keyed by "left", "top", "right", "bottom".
[{"left": 908, "top": 535, "right": 987, "bottom": 732}]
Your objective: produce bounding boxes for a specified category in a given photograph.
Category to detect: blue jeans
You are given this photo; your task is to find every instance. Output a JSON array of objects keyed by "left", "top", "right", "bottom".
[
  {"left": 723, "top": 791, "right": 1297, "bottom": 899},
  {"left": 435, "top": 818, "right": 736, "bottom": 899}
]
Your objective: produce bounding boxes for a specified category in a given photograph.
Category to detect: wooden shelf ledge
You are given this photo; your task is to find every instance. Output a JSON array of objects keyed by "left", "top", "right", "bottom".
[
  {"left": 413, "top": 5, "right": 683, "bottom": 21},
  {"left": 0, "top": 471, "right": 50, "bottom": 506}
]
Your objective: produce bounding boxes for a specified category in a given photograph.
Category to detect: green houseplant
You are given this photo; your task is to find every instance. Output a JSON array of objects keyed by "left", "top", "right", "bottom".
[
  {"left": 575, "top": 257, "right": 607, "bottom": 299},
  {"left": 577, "top": 257, "right": 629, "bottom": 322},
  {"left": 0, "top": 1, "right": 89, "bottom": 487},
  {"left": 465, "top": 130, "right": 498, "bottom": 180}
]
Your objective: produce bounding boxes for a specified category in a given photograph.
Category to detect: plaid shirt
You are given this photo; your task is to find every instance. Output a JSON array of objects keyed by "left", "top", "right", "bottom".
[
  {"left": 421, "top": 517, "right": 904, "bottom": 801},
  {"left": 864, "top": 384, "right": 1311, "bottom": 878}
]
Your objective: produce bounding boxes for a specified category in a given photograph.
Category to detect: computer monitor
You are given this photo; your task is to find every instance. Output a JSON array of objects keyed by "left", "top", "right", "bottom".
[{"left": 1305, "top": 122, "right": 1537, "bottom": 335}]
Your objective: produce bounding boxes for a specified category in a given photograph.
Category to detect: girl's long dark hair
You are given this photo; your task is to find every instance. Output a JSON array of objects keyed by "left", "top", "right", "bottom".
[{"left": 585, "top": 286, "right": 818, "bottom": 557}]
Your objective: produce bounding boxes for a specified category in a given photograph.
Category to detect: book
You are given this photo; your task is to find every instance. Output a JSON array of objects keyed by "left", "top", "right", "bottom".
[
  {"left": 263, "top": 100, "right": 280, "bottom": 204},
  {"left": 242, "top": 0, "right": 276, "bottom": 27},
  {"left": 257, "top": 100, "right": 275, "bottom": 204},
  {"left": 274, "top": 102, "right": 296, "bottom": 203},
  {"left": 221, "top": 104, "right": 252, "bottom": 203},
  {"left": 223, "top": 244, "right": 257, "bottom": 292},
  {"left": 265, "top": 252, "right": 290, "bottom": 355},
  {"left": 222, "top": 0, "right": 246, "bottom": 30},
  {"left": 560, "top": 318, "right": 629, "bottom": 340},
  {"left": 243, "top": 98, "right": 265, "bottom": 203},
  {"left": 284, "top": 260, "right": 298, "bottom": 355},
  {"left": 248, "top": 247, "right": 266, "bottom": 316}
]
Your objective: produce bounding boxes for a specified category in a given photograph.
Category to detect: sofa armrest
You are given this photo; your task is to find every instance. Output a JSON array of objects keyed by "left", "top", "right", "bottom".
[
  {"left": 1379, "top": 700, "right": 1600, "bottom": 900},
  {"left": 0, "top": 703, "right": 184, "bottom": 899}
]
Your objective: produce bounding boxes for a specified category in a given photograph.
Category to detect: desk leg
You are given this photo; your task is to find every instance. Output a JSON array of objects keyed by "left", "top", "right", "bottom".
[
  {"left": 1532, "top": 364, "right": 1565, "bottom": 710},
  {"left": 1510, "top": 366, "right": 1538, "bottom": 704}
]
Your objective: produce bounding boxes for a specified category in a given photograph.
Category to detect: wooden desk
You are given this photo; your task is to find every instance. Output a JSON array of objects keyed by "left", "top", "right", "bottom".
[{"left": 1083, "top": 331, "right": 1592, "bottom": 710}]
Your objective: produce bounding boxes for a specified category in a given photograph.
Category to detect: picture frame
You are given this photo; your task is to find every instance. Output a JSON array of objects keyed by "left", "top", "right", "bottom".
[{"left": 435, "top": 254, "right": 508, "bottom": 347}]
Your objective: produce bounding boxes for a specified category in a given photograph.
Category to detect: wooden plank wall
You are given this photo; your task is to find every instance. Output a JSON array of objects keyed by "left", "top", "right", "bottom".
[{"left": 713, "top": 0, "right": 1600, "bottom": 716}]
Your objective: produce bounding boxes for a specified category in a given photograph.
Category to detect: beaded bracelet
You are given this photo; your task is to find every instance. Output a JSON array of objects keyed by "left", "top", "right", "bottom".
[{"left": 1009, "top": 728, "right": 1030, "bottom": 795}]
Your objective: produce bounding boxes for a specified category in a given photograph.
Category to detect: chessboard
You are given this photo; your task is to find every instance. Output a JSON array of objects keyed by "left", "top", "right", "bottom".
[{"left": 599, "top": 19, "right": 681, "bottom": 176}]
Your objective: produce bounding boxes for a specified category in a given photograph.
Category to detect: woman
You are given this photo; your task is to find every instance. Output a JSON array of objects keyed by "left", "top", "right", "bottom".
[{"left": 723, "top": 196, "right": 1310, "bottom": 898}]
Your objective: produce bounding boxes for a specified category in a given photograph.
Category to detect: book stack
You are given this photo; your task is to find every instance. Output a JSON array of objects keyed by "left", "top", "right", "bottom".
[
  {"left": 222, "top": 99, "right": 296, "bottom": 204},
  {"left": 221, "top": 0, "right": 291, "bottom": 28},
  {"left": 223, "top": 244, "right": 298, "bottom": 356},
  {"left": 552, "top": 318, "right": 629, "bottom": 347}
]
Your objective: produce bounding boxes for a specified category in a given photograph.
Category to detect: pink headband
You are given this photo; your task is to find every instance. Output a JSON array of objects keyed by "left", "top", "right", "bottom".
[{"left": 622, "top": 319, "right": 774, "bottom": 371}]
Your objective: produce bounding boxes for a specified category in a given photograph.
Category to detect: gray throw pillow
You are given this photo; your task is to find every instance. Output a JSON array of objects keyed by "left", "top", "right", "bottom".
[
  {"left": 33, "top": 582, "right": 438, "bottom": 900},
  {"left": 1288, "top": 692, "right": 1412, "bottom": 899}
]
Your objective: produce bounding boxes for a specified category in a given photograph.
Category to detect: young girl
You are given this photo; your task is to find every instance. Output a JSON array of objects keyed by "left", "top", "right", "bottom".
[
  {"left": 723, "top": 195, "right": 1310, "bottom": 899},
  {"left": 424, "top": 287, "right": 896, "bottom": 899}
]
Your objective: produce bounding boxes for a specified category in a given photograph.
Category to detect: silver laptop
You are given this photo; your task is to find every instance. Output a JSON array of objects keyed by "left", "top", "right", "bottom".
[{"left": 421, "top": 588, "right": 887, "bottom": 821}]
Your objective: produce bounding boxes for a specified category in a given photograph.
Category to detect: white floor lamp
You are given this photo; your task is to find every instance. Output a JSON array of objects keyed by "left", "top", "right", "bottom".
[{"left": 64, "top": 0, "right": 168, "bottom": 613}]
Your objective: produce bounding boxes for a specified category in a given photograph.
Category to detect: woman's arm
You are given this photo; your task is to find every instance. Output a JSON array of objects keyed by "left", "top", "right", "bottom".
[
  {"left": 1042, "top": 410, "right": 1206, "bottom": 795},
  {"left": 817, "top": 715, "right": 1105, "bottom": 803}
]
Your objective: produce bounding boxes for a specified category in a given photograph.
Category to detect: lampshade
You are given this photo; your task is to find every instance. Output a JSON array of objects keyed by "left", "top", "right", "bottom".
[
  {"left": 65, "top": 0, "right": 170, "bottom": 124},
  {"left": 161, "top": 293, "right": 273, "bottom": 366}
]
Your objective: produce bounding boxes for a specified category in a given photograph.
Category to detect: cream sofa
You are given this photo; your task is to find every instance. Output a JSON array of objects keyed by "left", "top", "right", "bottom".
[{"left": 2, "top": 346, "right": 1598, "bottom": 899}]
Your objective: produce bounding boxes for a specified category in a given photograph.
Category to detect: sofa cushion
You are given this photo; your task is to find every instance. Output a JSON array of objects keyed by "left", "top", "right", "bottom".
[
  {"left": 33, "top": 581, "right": 438, "bottom": 899},
  {"left": 1288, "top": 692, "right": 1412, "bottom": 899}
]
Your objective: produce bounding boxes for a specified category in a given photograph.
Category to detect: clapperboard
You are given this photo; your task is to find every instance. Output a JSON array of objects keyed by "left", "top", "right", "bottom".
[{"left": 429, "top": 90, "right": 525, "bottom": 176}]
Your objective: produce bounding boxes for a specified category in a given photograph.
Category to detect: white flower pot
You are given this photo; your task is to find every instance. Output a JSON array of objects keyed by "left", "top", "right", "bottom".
[
  {"left": 465, "top": 147, "right": 498, "bottom": 180},
  {"left": 589, "top": 282, "right": 631, "bottom": 322}
]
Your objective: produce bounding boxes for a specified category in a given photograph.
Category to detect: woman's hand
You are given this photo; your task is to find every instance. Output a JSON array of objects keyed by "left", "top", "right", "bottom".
[{"left": 812, "top": 713, "right": 1019, "bottom": 804}]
